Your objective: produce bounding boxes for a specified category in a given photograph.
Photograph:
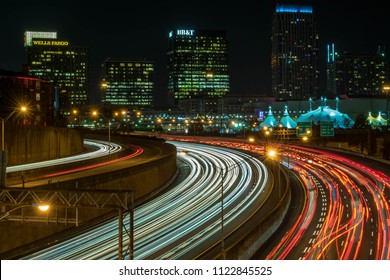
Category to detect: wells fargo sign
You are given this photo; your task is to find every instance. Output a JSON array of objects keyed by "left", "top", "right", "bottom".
[{"left": 32, "top": 40, "right": 69, "bottom": 46}]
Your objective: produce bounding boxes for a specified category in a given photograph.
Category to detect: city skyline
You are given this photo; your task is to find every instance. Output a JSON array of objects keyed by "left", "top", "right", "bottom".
[{"left": 1, "top": 0, "right": 389, "bottom": 105}]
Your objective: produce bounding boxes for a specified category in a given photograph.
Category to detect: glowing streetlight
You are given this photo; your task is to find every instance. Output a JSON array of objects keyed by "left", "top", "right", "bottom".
[
  {"left": 263, "top": 128, "right": 271, "bottom": 154},
  {"left": 92, "top": 111, "right": 111, "bottom": 155},
  {"left": 1, "top": 106, "right": 28, "bottom": 187},
  {"left": 0, "top": 203, "right": 49, "bottom": 221},
  {"left": 36, "top": 204, "right": 50, "bottom": 211},
  {"left": 267, "top": 149, "right": 282, "bottom": 200},
  {"left": 268, "top": 149, "right": 277, "bottom": 158}
]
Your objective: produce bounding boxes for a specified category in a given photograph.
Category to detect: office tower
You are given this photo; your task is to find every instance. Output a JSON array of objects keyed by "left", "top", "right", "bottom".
[
  {"left": 326, "top": 43, "right": 338, "bottom": 96},
  {"left": 271, "top": 4, "right": 319, "bottom": 100},
  {"left": 101, "top": 59, "right": 154, "bottom": 108},
  {"left": 167, "top": 29, "right": 230, "bottom": 104},
  {"left": 25, "top": 31, "right": 89, "bottom": 113},
  {"left": 335, "top": 47, "right": 387, "bottom": 97}
]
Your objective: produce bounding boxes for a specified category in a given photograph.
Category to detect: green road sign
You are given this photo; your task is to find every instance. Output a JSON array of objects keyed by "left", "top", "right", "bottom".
[
  {"left": 297, "top": 122, "right": 312, "bottom": 137},
  {"left": 320, "top": 121, "right": 334, "bottom": 136}
]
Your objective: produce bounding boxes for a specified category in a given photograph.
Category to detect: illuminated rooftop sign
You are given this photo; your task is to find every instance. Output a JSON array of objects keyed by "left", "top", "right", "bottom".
[
  {"left": 169, "top": 29, "right": 195, "bottom": 38},
  {"left": 24, "top": 31, "right": 57, "bottom": 47},
  {"left": 177, "top": 29, "right": 194, "bottom": 36},
  {"left": 32, "top": 40, "right": 69, "bottom": 46},
  {"left": 276, "top": 5, "right": 312, "bottom": 13}
]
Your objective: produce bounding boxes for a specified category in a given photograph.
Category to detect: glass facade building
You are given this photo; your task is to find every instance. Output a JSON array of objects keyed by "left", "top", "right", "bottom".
[
  {"left": 271, "top": 4, "right": 319, "bottom": 101},
  {"left": 101, "top": 60, "right": 154, "bottom": 108},
  {"left": 167, "top": 29, "right": 230, "bottom": 104},
  {"left": 335, "top": 48, "right": 387, "bottom": 97},
  {"left": 25, "top": 31, "right": 89, "bottom": 113},
  {"left": 326, "top": 43, "right": 338, "bottom": 96}
]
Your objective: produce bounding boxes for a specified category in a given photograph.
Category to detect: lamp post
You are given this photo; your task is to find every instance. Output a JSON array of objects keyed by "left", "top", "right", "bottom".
[
  {"left": 216, "top": 159, "right": 251, "bottom": 260},
  {"left": 267, "top": 149, "right": 282, "bottom": 200},
  {"left": 219, "top": 167, "right": 226, "bottom": 260},
  {"left": 262, "top": 126, "right": 270, "bottom": 155},
  {"left": 92, "top": 111, "right": 111, "bottom": 155},
  {"left": 384, "top": 85, "right": 390, "bottom": 120},
  {"left": 0, "top": 203, "right": 50, "bottom": 221},
  {"left": 1, "top": 106, "right": 27, "bottom": 188}
]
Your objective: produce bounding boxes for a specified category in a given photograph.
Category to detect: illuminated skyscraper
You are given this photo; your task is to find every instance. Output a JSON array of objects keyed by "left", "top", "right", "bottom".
[
  {"left": 167, "top": 29, "right": 230, "bottom": 104},
  {"left": 335, "top": 47, "right": 387, "bottom": 97},
  {"left": 271, "top": 4, "right": 319, "bottom": 100},
  {"left": 25, "top": 31, "right": 89, "bottom": 113},
  {"left": 101, "top": 59, "right": 154, "bottom": 108},
  {"left": 326, "top": 43, "right": 338, "bottom": 96}
]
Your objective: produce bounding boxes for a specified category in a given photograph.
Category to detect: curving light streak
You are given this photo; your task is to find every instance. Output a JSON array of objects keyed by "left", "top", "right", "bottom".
[
  {"left": 21, "top": 141, "right": 269, "bottom": 260},
  {"left": 265, "top": 144, "right": 390, "bottom": 260},
  {"left": 7, "top": 139, "right": 122, "bottom": 173}
]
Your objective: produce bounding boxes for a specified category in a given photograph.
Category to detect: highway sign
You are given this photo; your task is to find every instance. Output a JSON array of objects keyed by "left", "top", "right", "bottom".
[
  {"left": 320, "top": 121, "right": 334, "bottom": 136},
  {"left": 297, "top": 122, "right": 312, "bottom": 137}
]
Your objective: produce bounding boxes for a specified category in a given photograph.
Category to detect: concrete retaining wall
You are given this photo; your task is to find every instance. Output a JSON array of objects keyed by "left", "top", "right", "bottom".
[{"left": 4, "top": 124, "right": 84, "bottom": 166}]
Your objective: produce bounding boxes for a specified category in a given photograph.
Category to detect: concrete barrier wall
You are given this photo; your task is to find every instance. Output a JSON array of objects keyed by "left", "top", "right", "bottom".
[
  {"left": 0, "top": 140, "right": 177, "bottom": 257},
  {"left": 4, "top": 124, "right": 84, "bottom": 166},
  {"left": 226, "top": 185, "right": 291, "bottom": 259}
]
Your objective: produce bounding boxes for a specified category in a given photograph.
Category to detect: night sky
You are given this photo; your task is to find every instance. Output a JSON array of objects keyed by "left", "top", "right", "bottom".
[{"left": 1, "top": 0, "right": 389, "bottom": 105}]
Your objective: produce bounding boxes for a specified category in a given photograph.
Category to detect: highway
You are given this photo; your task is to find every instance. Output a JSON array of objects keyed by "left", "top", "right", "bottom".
[
  {"left": 161, "top": 136, "right": 390, "bottom": 260},
  {"left": 256, "top": 144, "right": 390, "bottom": 260},
  {"left": 19, "top": 141, "right": 269, "bottom": 259},
  {"left": 7, "top": 134, "right": 389, "bottom": 260}
]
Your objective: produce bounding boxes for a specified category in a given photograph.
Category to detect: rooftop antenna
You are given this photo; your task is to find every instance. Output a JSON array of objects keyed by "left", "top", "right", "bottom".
[{"left": 284, "top": 104, "right": 288, "bottom": 116}]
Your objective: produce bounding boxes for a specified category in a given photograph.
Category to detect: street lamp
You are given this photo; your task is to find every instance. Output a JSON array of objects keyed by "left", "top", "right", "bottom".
[
  {"left": 92, "top": 111, "right": 111, "bottom": 155},
  {"left": 216, "top": 159, "right": 252, "bottom": 260},
  {"left": 0, "top": 203, "right": 49, "bottom": 221},
  {"left": 1, "top": 106, "right": 28, "bottom": 188},
  {"left": 267, "top": 149, "right": 282, "bottom": 200},
  {"left": 383, "top": 85, "right": 390, "bottom": 119},
  {"left": 263, "top": 127, "right": 271, "bottom": 154}
]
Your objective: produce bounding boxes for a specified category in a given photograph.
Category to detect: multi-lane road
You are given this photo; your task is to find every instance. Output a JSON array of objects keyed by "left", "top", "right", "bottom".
[
  {"left": 18, "top": 141, "right": 269, "bottom": 259},
  {"left": 4, "top": 135, "right": 390, "bottom": 260},
  {"left": 253, "top": 144, "right": 390, "bottom": 260},
  {"left": 160, "top": 136, "right": 390, "bottom": 259}
]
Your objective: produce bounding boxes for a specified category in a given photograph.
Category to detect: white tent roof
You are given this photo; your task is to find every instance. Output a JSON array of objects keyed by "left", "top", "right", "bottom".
[
  {"left": 260, "top": 106, "right": 279, "bottom": 127},
  {"left": 280, "top": 105, "right": 297, "bottom": 129},
  {"left": 296, "top": 105, "right": 354, "bottom": 128}
]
